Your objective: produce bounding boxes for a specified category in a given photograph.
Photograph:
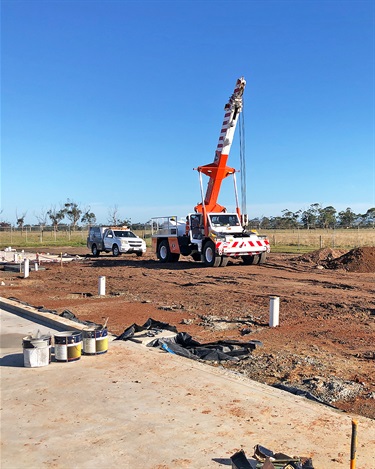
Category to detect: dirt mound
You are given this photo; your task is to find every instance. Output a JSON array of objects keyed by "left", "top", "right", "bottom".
[
  {"left": 326, "top": 246, "right": 375, "bottom": 273},
  {"left": 297, "top": 248, "right": 348, "bottom": 264}
]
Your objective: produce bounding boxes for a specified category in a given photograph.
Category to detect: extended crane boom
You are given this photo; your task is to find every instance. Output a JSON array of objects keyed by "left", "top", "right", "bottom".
[
  {"left": 151, "top": 77, "right": 270, "bottom": 268},
  {"left": 195, "top": 77, "right": 246, "bottom": 215}
]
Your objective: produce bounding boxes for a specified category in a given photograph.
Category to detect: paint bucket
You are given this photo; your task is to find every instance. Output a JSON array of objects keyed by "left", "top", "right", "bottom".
[
  {"left": 23, "top": 335, "right": 51, "bottom": 368},
  {"left": 54, "top": 331, "right": 82, "bottom": 362},
  {"left": 82, "top": 327, "right": 108, "bottom": 355}
]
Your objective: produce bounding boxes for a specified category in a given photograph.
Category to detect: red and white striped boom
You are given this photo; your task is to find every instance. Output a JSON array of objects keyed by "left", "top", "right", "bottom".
[{"left": 195, "top": 77, "right": 246, "bottom": 215}]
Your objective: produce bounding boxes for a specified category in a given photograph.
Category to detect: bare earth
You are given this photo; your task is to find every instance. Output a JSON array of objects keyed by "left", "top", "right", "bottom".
[{"left": 1, "top": 246, "right": 374, "bottom": 420}]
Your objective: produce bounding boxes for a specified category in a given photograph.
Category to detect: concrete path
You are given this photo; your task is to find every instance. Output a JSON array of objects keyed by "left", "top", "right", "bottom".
[{"left": 1, "top": 299, "right": 374, "bottom": 469}]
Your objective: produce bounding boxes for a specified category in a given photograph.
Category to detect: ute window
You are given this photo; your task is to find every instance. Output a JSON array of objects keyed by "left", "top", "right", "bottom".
[{"left": 114, "top": 230, "right": 137, "bottom": 238}]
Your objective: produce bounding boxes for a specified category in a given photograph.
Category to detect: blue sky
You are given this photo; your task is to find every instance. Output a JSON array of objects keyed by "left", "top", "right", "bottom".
[{"left": 1, "top": 0, "right": 374, "bottom": 225}]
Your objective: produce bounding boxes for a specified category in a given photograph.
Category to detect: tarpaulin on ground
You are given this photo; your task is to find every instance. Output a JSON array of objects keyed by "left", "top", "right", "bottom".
[
  {"left": 6, "top": 297, "right": 102, "bottom": 327},
  {"left": 114, "top": 318, "right": 178, "bottom": 341},
  {"left": 231, "top": 445, "right": 314, "bottom": 468},
  {"left": 147, "top": 332, "right": 262, "bottom": 361},
  {"left": 115, "top": 318, "right": 262, "bottom": 361}
]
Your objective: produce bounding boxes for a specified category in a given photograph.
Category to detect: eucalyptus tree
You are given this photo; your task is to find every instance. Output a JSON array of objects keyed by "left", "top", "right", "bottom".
[
  {"left": 301, "top": 203, "right": 321, "bottom": 229},
  {"left": 47, "top": 206, "right": 66, "bottom": 232},
  {"left": 338, "top": 207, "right": 357, "bottom": 228},
  {"left": 64, "top": 199, "right": 82, "bottom": 231},
  {"left": 318, "top": 206, "right": 337, "bottom": 229},
  {"left": 81, "top": 208, "right": 97, "bottom": 227}
]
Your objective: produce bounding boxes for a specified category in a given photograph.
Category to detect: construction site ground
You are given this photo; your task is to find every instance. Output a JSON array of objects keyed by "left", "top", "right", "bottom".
[
  {"left": 2, "top": 306, "right": 375, "bottom": 469},
  {"left": 0, "top": 246, "right": 374, "bottom": 427}
]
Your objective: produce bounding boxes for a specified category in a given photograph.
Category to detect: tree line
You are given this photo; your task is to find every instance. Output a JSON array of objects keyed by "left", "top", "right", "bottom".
[
  {"left": 249, "top": 203, "right": 375, "bottom": 230},
  {"left": 0, "top": 201, "right": 143, "bottom": 231},
  {"left": 0, "top": 201, "right": 374, "bottom": 231}
]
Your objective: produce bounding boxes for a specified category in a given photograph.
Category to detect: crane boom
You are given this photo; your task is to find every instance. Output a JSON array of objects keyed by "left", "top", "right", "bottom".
[{"left": 194, "top": 77, "right": 246, "bottom": 214}]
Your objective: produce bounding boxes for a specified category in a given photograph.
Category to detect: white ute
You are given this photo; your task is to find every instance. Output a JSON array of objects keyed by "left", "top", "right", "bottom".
[{"left": 87, "top": 226, "right": 147, "bottom": 257}]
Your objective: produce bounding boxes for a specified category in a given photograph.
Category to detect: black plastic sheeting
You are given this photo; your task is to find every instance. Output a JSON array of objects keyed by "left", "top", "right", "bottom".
[
  {"left": 115, "top": 318, "right": 262, "bottom": 362},
  {"left": 6, "top": 297, "right": 101, "bottom": 328},
  {"left": 231, "top": 445, "right": 314, "bottom": 469},
  {"left": 273, "top": 383, "right": 338, "bottom": 410},
  {"left": 114, "top": 318, "right": 178, "bottom": 341}
]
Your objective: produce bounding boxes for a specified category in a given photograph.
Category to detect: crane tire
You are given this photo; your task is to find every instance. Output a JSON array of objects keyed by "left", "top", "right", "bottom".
[
  {"left": 157, "top": 240, "right": 170, "bottom": 263},
  {"left": 170, "top": 253, "right": 180, "bottom": 262},
  {"left": 203, "top": 241, "right": 221, "bottom": 267},
  {"left": 220, "top": 256, "right": 229, "bottom": 267},
  {"left": 242, "top": 254, "right": 260, "bottom": 265},
  {"left": 191, "top": 252, "right": 202, "bottom": 262},
  {"left": 259, "top": 252, "right": 267, "bottom": 264}
]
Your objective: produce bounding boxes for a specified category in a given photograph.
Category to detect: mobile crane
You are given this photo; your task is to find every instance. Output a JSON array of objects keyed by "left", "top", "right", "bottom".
[{"left": 151, "top": 77, "right": 270, "bottom": 267}]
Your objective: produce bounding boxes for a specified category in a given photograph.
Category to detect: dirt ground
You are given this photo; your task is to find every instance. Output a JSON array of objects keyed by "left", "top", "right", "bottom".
[{"left": 1, "top": 246, "right": 374, "bottom": 420}]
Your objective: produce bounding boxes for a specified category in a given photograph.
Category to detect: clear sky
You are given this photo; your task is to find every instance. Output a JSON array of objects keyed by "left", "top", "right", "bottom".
[{"left": 1, "top": 0, "right": 374, "bottom": 225}]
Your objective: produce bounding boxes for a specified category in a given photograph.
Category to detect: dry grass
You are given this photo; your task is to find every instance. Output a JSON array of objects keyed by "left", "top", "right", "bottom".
[
  {"left": 0, "top": 228, "right": 373, "bottom": 252},
  {"left": 263, "top": 228, "right": 375, "bottom": 252}
]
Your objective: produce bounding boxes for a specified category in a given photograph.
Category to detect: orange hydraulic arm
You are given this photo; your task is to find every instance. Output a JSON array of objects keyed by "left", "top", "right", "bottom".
[{"left": 194, "top": 77, "right": 246, "bottom": 215}]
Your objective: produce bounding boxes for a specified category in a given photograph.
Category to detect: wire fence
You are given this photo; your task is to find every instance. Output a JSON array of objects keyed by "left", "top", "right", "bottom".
[{"left": 0, "top": 226, "right": 374, "bottom": 250}]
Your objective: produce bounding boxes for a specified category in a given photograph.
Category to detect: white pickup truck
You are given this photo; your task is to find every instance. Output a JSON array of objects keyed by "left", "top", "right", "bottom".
[{"left": 87, "top": 226, "right": 147, "bottom": 257}]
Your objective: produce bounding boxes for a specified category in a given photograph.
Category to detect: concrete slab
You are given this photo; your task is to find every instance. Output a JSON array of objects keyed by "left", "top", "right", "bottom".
[
  {"left": 0, "top": 249, "right": 81, "bottom": 264},
  {"left": 1, "top": 300, "right": 374, "bottom": 469}
]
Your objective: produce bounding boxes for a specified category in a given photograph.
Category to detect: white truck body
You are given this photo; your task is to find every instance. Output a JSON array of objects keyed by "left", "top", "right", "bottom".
[
  {"left": 87, "top": 226, "right": 146, "bottom": 257},
  {"left": 152, "top": 213, "right": 270, "bottom": 267}
]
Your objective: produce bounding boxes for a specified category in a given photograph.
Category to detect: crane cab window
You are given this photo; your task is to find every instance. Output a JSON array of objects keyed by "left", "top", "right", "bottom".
[{"left": 209, "top": 214, "right": 240, "bottom": 227}]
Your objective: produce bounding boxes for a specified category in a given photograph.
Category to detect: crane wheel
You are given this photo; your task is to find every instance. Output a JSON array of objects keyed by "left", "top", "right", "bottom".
[
  {"left": 220, "top": 256, "right": 229, "bottom": 267},
  {"left": 191, "top": 252, "right": 202, "bottom": 262},
  {"left": 259, "top": 252, "right": 267, "bottom": 264},
  {"left": 242, "top": 254, "right": 260, "bottom": 265},
  {"left": 203, "top": 241, "right": 221, "bottom": 267},
  {"left": 157, "top": 240, "right": 171, "bottom": 263}
]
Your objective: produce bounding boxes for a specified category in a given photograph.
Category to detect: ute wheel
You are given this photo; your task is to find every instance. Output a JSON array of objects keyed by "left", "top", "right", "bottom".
[
  {"left": 91, "top": 244, "right": 100, "bottom": 257},
  {"left": 112, "top": 244, "right": 120, "bottom": 257},
  {"left": 242, "top": 254, "right": 260, "bottom": 265},
  {"left": 157, "top": 240, "right": 171, "bottom": 263},
  {"left": 136, "top": 252, "right": 143, "bottom": 257},
  {"left": 203, "top": 241, "right": 221, "bottom": 267}
]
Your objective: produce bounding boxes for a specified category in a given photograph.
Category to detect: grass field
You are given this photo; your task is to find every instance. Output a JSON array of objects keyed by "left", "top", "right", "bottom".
[
  {"left": 266, "top": 228, "right": 375, "bottom": 253},
  {"left": 0, "top": 228, "right": 373, "bottom": 253}
]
